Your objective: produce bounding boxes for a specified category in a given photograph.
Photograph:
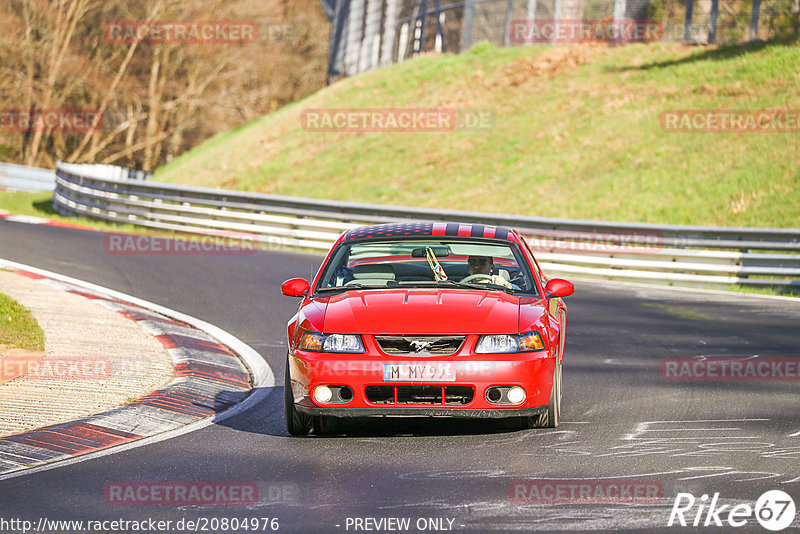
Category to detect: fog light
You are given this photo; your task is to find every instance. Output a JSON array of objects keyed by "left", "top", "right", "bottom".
[
  {"left": 507, "top": 386, "right": 526, "bottom": 404},
  {"left": 313, "top": 385, "right": 333, "bottom": 403}
]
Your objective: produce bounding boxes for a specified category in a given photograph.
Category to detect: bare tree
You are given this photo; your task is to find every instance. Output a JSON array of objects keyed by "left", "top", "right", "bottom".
[
  {"left": 0, "top": 0, "right": 329, "bottom": 169},
  {"left": 24, "top": 0, "right": 92, "bottom": 166}
]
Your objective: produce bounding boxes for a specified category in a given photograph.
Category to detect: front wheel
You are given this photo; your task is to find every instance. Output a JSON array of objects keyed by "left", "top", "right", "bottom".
[
  {"left": 529, "top": 357, "right": 561, "bottom": 428},
  {"left": 285, "top": 357, "right": 312, "bottom": 436}
]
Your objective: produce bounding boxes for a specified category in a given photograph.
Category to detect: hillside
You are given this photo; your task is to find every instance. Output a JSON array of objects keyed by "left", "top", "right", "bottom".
[{"left": 155, "top": 40, "right": 800, "bottom": 228}]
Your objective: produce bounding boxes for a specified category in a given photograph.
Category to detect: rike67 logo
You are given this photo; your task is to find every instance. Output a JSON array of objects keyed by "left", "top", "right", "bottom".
[{"left": 668, "top": 490, "right": 796, "bottom": 531}]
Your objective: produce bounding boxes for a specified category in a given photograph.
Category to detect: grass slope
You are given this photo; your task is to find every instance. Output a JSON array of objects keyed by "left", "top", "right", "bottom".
[
  {"left": 154, "top": 41, "right": 797, "bottom": 227},
  {"left": 0, "top": 291, "right": 45, "bottom": 351}
]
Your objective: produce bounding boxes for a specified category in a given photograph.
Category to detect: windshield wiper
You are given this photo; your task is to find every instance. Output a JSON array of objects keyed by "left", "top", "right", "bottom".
[
  {"left": 398, "top": 280, "right": 513, "bottom": 293},
  {"left": 316, "top": 283, "right": 386, "bottom": 293},
  {"left": 438, "top": 280, "right": 513, "bottom": 292},
  {"left": 436, "top": 280, "right": 490, "bottom": 290},
  {"left": 316, "top": 284, "right": 363, "bottom": 292}
]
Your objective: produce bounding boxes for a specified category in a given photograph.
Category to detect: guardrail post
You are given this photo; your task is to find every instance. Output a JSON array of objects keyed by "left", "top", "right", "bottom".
[
  {"left": 381, "top": 0, "right": 399, "bottom": 65},
  {"left": 433, "top": 0, "right": 445, "bottom": 52},
  {"left": 552, "top": 0, "right": 563, "bottom": 44},
  {"left": 503, "top": 0, "right": 513, "bottom": 46},
  {"left": 612, "top": 0, "right": 627, "bottom": 44},
  {"left": 708, "top": 0, "right": 719, "bottom": 44},
  {"left": 326, "top": 0, "right": 350, "bottom": 82},
  {"left": 526, "top": 0, "right": 537, "bottom": 23},
  {"left": 683, "top": 0, "right": 694, "bottom": 43},
  {"left": 749, "top": 0, "right": 761, "bottom": 41},
  {"left": 461, "top": 0, "right": 475, "bottom": 51},
  {"left": 416, "top": 0, "right": 428, "bottom": 55},
  {"left": 348, "top": 0, "right": 367, "bottom": 73}
]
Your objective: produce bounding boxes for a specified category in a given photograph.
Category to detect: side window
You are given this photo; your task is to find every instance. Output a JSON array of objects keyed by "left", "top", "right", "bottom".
[
  {"left": 521, "top": 237, "right": 547, "bottom": 286},
  {"left": 318, "top": 245, "right": 351, "bottom": 288}
]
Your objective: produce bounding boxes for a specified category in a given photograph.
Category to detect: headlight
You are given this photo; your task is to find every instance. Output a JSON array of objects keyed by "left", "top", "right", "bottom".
[
  {"left": 475, "top": 332, "right": 545, "bottom": 353},
  {"left": 323, "top": 334, "right": 364, "bottom": 353},
  {"left": 298, "top": 331, "right": 365, "bottom": 353},
  {"left": 506, "top": 386, "right": 526, "bottom": 404},
  {"left": 313, "top": 385, "right": 333, "bottom": 403}
]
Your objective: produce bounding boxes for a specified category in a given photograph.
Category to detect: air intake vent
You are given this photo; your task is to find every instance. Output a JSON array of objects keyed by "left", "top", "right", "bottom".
[
  {"left": 365, "top": 385, "right": 474, "bottom": 405},
  {"left": 375, "top": 335, "right": 465, "bottom": 356}
]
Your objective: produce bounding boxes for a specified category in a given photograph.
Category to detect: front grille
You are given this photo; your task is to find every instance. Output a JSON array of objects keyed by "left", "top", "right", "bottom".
[
  {"left": 365, "top": 385, "right": 475, "bottom": 405},
  {"left": 375, "top": 335, "right": 465, "bottom": 356}
]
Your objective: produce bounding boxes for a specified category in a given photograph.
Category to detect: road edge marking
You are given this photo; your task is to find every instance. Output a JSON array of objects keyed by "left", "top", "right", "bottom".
[{"left": 0, "top": 257, "right": 274, "bottom": 482}]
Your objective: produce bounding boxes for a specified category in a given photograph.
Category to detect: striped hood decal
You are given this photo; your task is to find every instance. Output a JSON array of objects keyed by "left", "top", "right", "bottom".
[{"left": 344, "top": 222, "right": 510, "bottom": 242}]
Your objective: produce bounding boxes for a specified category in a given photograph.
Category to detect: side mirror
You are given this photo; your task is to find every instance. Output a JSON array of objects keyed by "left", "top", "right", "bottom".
[
  {"left": 281, "top": 278, "right": 310, "bottom": 297},
  {"left": 545, "top": 278, "right": 574, "bottom": 298}
]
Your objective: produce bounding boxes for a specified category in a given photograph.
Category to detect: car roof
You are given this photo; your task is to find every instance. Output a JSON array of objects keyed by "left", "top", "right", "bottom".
[{"left": 342, "top": 222, "right": 515, "bottom": 242}]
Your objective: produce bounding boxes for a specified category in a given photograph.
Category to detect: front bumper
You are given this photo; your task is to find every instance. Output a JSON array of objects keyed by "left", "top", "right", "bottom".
[
  {"left": 288, "top": 337, "right": 556, "bottom": 417},
  {"left": 295, "top": 404, "right": 548, "bottom": 418}
]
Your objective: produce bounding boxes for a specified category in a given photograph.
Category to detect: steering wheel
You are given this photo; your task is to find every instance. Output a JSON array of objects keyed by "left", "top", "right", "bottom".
[{"left": 461, "top": 274, "right": 493, "bottom": 284}]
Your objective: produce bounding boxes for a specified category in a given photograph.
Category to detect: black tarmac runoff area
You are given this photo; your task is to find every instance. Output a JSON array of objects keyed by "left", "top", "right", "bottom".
[{"left": 1, "top": 220, "right": 798, "bottom": 533}]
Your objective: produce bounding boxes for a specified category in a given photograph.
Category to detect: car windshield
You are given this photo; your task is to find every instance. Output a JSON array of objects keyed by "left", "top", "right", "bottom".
[{"left": 315, "top": 239, "right": 539, "bottom": 296}]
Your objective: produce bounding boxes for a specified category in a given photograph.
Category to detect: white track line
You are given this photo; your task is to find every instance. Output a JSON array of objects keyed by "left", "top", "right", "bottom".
[{"left": 0, "top": 257, "right": 275, "bottom": 482}]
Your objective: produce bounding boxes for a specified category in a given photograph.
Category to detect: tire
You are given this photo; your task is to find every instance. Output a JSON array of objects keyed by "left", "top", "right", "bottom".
[
  {"left": 285, "top": 358, "right": 312, "bottom": 436},
  {"left": 529, "top": 357, "right": 561, "bottom": 428}
]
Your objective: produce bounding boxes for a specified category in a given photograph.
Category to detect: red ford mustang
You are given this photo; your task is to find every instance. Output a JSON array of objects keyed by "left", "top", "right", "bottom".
[{"left": 281, "top": 222, "right": 573, "bottom": 435}]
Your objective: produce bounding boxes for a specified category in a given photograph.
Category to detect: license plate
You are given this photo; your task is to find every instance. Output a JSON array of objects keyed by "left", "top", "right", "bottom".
[{"left": 382, "top": 363, "right": 456, "bottom": 382}]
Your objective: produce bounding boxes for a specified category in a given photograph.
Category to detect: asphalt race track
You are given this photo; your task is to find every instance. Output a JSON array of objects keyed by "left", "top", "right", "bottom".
[{"left": 1, "top": 220, "right": 798, "bottom": 533}]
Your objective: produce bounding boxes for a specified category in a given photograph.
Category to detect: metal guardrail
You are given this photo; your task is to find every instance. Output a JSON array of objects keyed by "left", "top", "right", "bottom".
[
  {"left": 58, "top": 162, "right": 152, "bottom": 182},
  {"left": 52, "top": 162, "right": 800, "bottom": 290},
  {"left": 1, "top": 162, "right": 151, "bottom": 193},
  {"left": 0, "top": 162, "right": 56, "bottom": 192}
]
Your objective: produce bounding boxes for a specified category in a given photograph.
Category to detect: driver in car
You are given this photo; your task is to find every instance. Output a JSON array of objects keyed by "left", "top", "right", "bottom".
[{"left": 466, "top": 255, "right": 513, "bottom": 289}]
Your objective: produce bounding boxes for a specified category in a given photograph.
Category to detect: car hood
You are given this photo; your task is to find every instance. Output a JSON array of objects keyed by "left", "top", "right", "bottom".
[{"left": 321, "top": 289, "right": 520, "bottom": 334}]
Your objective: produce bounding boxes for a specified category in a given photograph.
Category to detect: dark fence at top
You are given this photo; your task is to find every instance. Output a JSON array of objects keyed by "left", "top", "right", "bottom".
[{"left": 324, "top": 0, "right": 796, "bottom": 80}]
